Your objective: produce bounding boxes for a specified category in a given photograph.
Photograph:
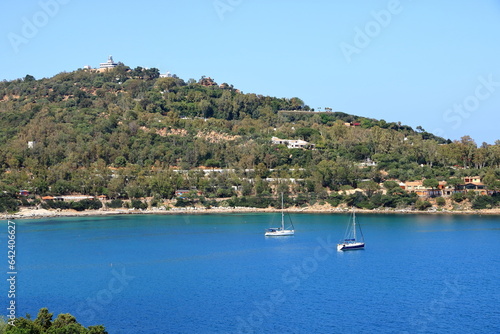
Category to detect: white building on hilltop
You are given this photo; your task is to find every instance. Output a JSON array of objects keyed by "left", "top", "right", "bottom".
[
  {"left": 100, "top": 55, "right": 118, "bottom": 69},
  {"left": 160, "top": 71, "right": 172, "bottom": 78}
]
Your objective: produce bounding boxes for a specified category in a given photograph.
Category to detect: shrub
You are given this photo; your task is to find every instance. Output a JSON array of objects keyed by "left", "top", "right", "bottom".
[
  {"left": 71, "top": 199, "right": 102, "bottom": 211},
  {"left": 415, "top": 200, "right": 432, "bottom": 210},
  {"left": 369, "top": 193, "right": 398, "bottom": 208},
  {"left": 383, "top": 180, "right": 399, "bottom": 190},
  {"left": 107, "top": 199, "right": 123, "bottom": 208},
  {"left": 451, "top": 192, "right": 465, "bottom": 203},
  {"left": 204, "top": 159, "right": 220, "bottom": 168},
  {"left": 216, "top": 187, "right": 236, "bottom": 198},
  {"left": 175, "top": 198, "right": 191, "bottom": 207},
  {"left": 465, "top": 190, "right": 476, "bottom": 201},
  {"left": 45, "top": 200, "right": 71, "bottom": 210},
  {"left": 20, "top": 198, "right": 30, "bottom": 207},
  {"left": 356, "top": 200, "right": 375, "bottom": 210},
  {"left": 0, "top": 194, "right": 19, "bottom": 212},
  {"left": 150, "top": 197, "right": 162, "bottom": 208},
  {"left": 227, "top": 195, "right": 273, "bottom": 208},
  {"left": 203, "top": 199, "right": 218, "bottom": 208},
  {"left": 131, "top": 199, "right": 148, "bottom": 210},
  {"left": 294, "top": 193, "right": 310, "bottom": 206},
  {"left": 114, "top": 155, "right": 127, "bottom": 167},
  {"left": 472, "top": 196, "right": 494, "bottom": 209},
  {"left": 326, "top": 198, "right": 341, "bottom": 207},
  {"left": 381, "top": 194, "right": 398, "bottom": 208},
  {"left": 344, "top": 191, "right": 367, "bottom": 207},
  {"left": 436, "top": 197, "right": 446, "bottom": 206},
  {"left": 392, "top": 192, "right": 418, "bottom": 208},
  {"left": 326, "top": 193, "right": 344, "bottom": 207}
]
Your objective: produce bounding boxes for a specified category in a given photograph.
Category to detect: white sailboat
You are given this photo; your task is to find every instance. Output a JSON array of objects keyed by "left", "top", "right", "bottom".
[
  {"left": 265, "top": 194, "right": 294, "bottom": 236},
  {"left": 337, "top": 208, "right": 365, "bottom": 251}
]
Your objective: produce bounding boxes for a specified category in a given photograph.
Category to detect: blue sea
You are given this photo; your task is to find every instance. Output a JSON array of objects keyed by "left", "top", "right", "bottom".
[{"left": 2, "top": 213, "right": 500, "bottom": 333}]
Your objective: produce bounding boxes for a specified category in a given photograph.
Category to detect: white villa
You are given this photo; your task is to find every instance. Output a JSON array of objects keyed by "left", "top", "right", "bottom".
[{"left": 271, "top": 136, "right": 314, "bottom": 149}]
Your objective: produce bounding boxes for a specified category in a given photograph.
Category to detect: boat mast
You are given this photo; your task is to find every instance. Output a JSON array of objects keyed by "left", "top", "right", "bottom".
[
  {"left": 352, "top": 208, "right": 357, "bottom": 241},
  {"left": 281, "top": 193, "right": 285, "bottom": 230}
]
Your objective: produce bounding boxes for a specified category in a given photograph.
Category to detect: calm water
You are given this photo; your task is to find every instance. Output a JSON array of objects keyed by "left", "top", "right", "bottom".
[{"left": 2, "top": 213, "right": 500, "bottom": 333}]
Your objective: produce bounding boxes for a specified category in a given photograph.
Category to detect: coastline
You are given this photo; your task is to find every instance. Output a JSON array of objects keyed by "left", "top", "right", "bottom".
[{"left": 3, "top": 205, "right": 500, "bottom": 220}]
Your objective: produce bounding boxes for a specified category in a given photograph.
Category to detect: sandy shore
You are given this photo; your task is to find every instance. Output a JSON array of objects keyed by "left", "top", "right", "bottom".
[{"left": 2, "top": 205, "right": 500, "bottom": 220}]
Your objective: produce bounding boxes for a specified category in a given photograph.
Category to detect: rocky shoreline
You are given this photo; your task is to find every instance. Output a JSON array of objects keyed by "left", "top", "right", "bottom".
[{"left": 3, "top": 205, "right": 500, "bottom": 220}]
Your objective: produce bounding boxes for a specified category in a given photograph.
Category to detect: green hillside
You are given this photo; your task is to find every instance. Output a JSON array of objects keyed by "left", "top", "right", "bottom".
[{"left": 1, "top": 65, "right": 499, "bottom": 212}]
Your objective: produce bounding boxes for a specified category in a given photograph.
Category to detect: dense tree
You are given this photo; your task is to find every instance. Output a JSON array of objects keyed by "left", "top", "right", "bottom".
[
  {"left": 5, "top": 308, "right": 107, "bottom": 333},
  {"left": 359, "top": 180, "right": 380, "bottom": 198},
  {"left": 422, "top": 178, "right": 439, "bottom": 190}
]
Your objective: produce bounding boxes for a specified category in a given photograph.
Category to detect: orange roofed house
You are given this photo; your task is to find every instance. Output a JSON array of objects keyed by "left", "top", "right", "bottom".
[
  {"left": 401, "top": 180, "right": 448, "bottom": 197},
  {"left": 456, "top": 176, "right": 487, "bottom": 195}
]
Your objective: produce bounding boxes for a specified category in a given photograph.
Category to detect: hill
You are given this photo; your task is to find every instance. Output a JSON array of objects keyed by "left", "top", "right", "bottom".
[{"left": 0, "top": 65, "right": 499, "bottom": 213}]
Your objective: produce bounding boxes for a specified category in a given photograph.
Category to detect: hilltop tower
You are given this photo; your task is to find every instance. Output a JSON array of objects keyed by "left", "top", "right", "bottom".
[{"left": 99, "top": 55, "right": 117, "bottom": 69}]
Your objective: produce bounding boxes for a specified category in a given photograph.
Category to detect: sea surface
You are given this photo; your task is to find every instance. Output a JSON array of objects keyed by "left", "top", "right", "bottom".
[{"left": 2, "top": 213, "right": 500, "bottom": 333}]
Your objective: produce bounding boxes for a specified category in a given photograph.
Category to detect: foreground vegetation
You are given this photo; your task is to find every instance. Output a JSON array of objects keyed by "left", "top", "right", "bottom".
[
  {"left": 1, "top": 65, "right": 499, "bottom": 213},
  {"left": 2, "top": 308, "right": 106, "bottom": 333}
]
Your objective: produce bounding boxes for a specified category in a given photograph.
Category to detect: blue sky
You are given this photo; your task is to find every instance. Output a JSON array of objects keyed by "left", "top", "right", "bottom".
[{"left": 1, "top": 0, "right": 499, "bottom": 144}]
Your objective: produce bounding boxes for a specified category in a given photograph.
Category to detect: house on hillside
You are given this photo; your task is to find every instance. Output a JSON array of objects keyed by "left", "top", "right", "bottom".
[
  {"left": 59, "top": 195, "right": 95, "bottom": 201},
  {"left": 401, "top": 181, "right": 444, "bottom": 197},
  {"left": 456, "top": 176, "right": 487, "bottom": 195},
  {"left": 402, "top": 176, "right": 490, "bottom": 197},
  {"left": 271, "top": 137, "right": 314, "bottom": 149},
  {"left": 358, "top": 158, "right": 377, "bottom": 167},
  {"left": 464, "top": 176, "right": 482, "bottom": 184},
  {"left": 402, "top": 181, "right": 427, "bottom": 196},
  {"left": 440, "top": 181, "right": 456, "bottom": 196}
]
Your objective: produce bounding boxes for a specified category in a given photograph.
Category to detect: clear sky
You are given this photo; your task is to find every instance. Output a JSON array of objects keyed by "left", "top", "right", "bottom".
[{"left": 1, "top": 0, "right": 499, "bottom": 144}]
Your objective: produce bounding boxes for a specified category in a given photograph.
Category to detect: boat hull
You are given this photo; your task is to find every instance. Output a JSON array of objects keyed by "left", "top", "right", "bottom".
[
  {"left": 265, "top": 229, "right": 294, "bottom": 236},
  {"left": 337, "top": 242, "right": 365, "bottom": 251}
]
